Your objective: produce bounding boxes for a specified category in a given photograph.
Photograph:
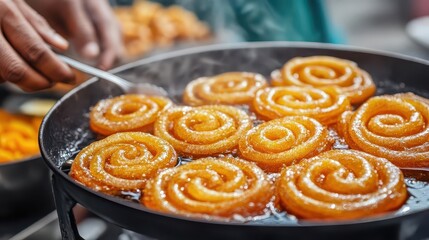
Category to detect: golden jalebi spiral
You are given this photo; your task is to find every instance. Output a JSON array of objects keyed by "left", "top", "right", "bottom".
[
  {"left": 253, "top": 86, "right": 351, "bottom": 125},
  {"left": 70, "top": 132, "right": 177, "bottom": 193},
  {"left": 90, "top": 94, "right": 173, "bottom": 135},
  {"left": 143, "top": 157, "right": 273, "bottom": 218},
  {"left": 154, "top": 105, "right": 252, "bottom": 157},
  {"left": 337, "top": 94, "right": 429, "bottom": 167},
  {"left": 393, "top": 92, "right": 429, "bottom": 106},
  {"left": 183, "top": 72, "right": 268, "bottom": 106},
  {"left": 239, "top": 116, "right": 332, "bottom": 172},
  {"left": 272, "top": 56, "right": 376, "bottom": 104},
  {"left": 277, "top": 150, "right": 407, "bottom": 220}
]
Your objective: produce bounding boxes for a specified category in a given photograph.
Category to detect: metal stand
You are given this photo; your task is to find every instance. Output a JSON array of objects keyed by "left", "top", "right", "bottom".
[{"left": 51, "top": 174, "right": 83, "bottom": 240}]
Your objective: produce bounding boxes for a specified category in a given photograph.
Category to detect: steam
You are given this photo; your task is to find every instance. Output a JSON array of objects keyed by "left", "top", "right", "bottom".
[{"left": 117, "top": 46, "right": 285, "bottom": 100}]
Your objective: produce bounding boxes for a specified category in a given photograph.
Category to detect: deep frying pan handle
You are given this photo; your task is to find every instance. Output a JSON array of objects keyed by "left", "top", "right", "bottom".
[{"left": 51, "top": 174, "right": 83, "bottom": 240}]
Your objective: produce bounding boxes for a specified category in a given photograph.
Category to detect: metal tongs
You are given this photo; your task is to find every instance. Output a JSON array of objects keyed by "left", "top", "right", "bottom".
[{"left": 57, "top": 54, "right": 168, "bottom": 96}]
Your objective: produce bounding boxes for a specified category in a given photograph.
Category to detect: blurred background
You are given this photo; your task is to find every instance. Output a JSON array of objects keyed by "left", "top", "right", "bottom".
[
  {"left": 107, "top": 0, "right": 429, "bottom": 62},
  {"left": 327, "top": 0, "right": 429, "bottom": 59},
  {"left": 107, "top": 0, "right": 429, "bottom": 60}
]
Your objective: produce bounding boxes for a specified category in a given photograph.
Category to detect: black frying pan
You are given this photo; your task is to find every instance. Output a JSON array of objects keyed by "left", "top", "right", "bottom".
[{"left": 39, "top": 42, "right": 429, "bottom": 240}]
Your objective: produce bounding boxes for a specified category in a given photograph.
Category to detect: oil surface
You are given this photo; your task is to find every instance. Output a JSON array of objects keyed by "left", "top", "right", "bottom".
[{"left": 59, "top": 78, "right": 429, "bottom": 224}]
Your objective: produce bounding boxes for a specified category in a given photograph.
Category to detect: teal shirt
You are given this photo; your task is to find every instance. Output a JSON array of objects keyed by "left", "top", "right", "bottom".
[{"left": 154, "top": 0, "right": 342, "bottom": 43}]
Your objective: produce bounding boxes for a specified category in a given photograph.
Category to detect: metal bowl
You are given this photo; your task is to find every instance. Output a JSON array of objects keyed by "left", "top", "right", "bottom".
[
  {"left": 0, "top": 156, "right": 54, "bottom": 218},
  {"left": 0, "top": 91, "right": 56, "bottom": 218}
]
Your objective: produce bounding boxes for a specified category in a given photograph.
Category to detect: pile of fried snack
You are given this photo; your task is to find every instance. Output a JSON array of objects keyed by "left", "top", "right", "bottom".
[
  {"left": 114, "top": 0, "right": 210, "bottom": 57},
  {"left": 70, "top": 56, "right": 429, "bottom": 221},
  {"left": 0, "top": 110, "right": 42, "bottom": 163}
]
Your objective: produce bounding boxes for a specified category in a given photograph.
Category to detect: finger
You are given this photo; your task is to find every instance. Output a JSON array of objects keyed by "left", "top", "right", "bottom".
[
  {"left": 0, "top": 34, "right": 52, "bottom": 91},
  {"left": 2, "top": 4, "right": 75, "bottom": 85},
  {"left": 13, "top": 0, "right": 69, "bottom": 51},
  {"left": 62, "top": 0, "right": 99, "bottom": 59},
  {"left": 85, "top": 0, "right": 124, "bottom": 69}
]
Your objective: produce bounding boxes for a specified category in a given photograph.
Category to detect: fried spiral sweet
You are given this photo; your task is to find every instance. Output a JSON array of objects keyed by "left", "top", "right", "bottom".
[
  {"left": 239, "top": 116, "right": 332, "bottom": 172},
  {"left": 143, "top": 157, "right": 273, "bottom": 218},
  {"left": 337, "top": 94, "right": 429, "bottom": 167},
  {"left": 90, "top": 94, "right": 173, "bottom": 135},
  {"left": 394, "top": 92, "right": 429, "bottom": 106},
  {"left": 272, "top": 56, "right": 376, "bottom": 104},
  {"left": 183, "top": 72, "right": 268, "bottom": 106},
  {"left": 277, "top": 150, "right": 407, "bottom": 220},
  {"left": 70, "top": 132, "right": 177, "bottom": 193},
  {"left": 253, "top": 86, "right": 351, "bottom": 125},
  {"left": 154, "top": 105, "right": 252, "bottom": 157}
]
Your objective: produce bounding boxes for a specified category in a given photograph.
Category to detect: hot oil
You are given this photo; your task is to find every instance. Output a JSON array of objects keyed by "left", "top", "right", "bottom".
[
  {"left": 64, "top": 80, "right": 429, "bottom": 224},
  {"left": 62, "top": 136, "right": 429, "bottom": 223},
  {"left": 402, "top": 169, "right": 429, "bottom": 189},
  {"left": 121, "top": 191, "right": 141, "bottom": 203},
  {"left": 398, "top": 169, "right": 429, "bottom": 216},
  {"left": 101, "top": 164, "right": 429, "bottom": 224},
  {"left": 62, "top": 111, "right": 429, "bottom": 224}
]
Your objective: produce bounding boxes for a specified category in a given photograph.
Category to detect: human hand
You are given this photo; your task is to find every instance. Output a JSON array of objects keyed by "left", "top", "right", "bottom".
[
  {"left": 29, "top": 0, "right": 124, "bottom": 70},
  {"left": 0, "top": 0, "right": 75, "bottom": 91}
]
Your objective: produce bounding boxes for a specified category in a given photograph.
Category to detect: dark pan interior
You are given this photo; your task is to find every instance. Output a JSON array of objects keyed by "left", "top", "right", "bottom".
[{"left": 40, "top": 42, "right": 429, "bottom": 230}]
